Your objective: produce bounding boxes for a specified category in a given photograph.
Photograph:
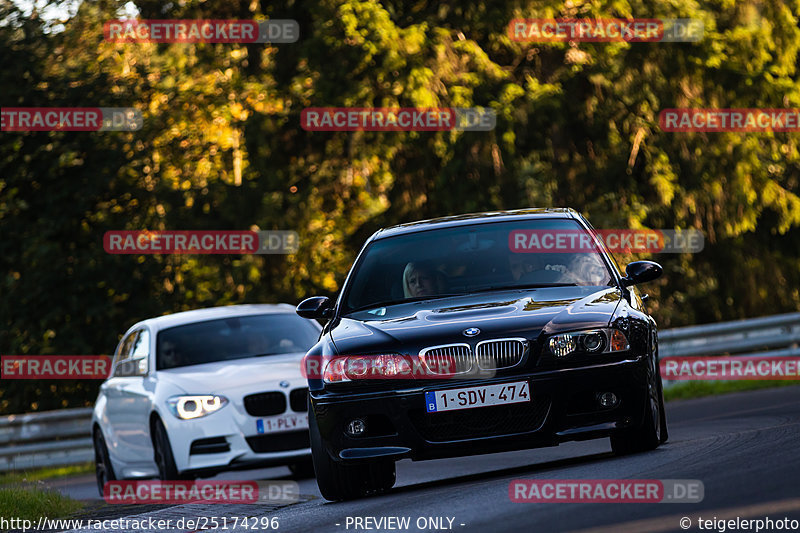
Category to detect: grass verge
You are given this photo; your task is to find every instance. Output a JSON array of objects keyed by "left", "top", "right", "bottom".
[
  {"left": 0, "top": 464, "right": 90, "bottom": 521},
  {"left": 0, "top": 462, "right": 94, "bottom": 486},
  {"left": 0, "top": 486, "right": 82, "bottom": 521},
  {"left": 664, "top": 380, "right": 799, "bottom": 401}
]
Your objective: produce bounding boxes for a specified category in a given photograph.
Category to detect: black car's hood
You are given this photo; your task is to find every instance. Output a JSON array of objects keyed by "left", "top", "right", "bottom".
[{"left": 330, "top": 286, "right": 623, "bottom": 355}]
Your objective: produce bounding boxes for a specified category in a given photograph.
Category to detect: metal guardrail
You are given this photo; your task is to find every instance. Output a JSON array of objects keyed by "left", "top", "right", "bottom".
[
  {"left": 659, "top": 311, "right": 800, "bottom": 387},
  {"left": 659, "top": 312, "right": 800, "bottom": 359},
  {"left": 1, "top": 312, "right": 798, "bottom": 472},
  {"left": 0, "top": 407, "right": 93, "bottom": 472}
]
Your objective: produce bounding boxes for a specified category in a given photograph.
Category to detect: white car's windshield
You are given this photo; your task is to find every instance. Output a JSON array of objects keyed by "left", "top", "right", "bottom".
[{"left": 157, "top": 314, "right": 320, "bottom": 370}]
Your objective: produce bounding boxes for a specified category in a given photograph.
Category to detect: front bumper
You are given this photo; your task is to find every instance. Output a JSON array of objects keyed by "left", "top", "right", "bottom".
[
  {"left": 311, "top": 358, "right": 650, "bottom": 463},
  {"left": 162, "top": 408, "right": 311, "bottom": 476}
]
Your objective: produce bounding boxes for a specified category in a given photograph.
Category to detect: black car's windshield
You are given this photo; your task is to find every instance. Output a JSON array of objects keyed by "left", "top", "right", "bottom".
[
  {"left": 342, "top": 219, "right": 614, "bottom": 314},
  {"left": 157, "top": 313, "right": 320, "bottom": 370}
]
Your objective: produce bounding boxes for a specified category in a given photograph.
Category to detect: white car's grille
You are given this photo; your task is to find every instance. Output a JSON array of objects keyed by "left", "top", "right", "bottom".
[{"left": 243, "top": 391, "right": 286, "bottom": 416}]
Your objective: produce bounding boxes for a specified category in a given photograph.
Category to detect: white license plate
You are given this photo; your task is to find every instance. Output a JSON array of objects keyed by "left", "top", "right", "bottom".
[
  {"left": 256, "top": 414, "right": 308, "bottom": 434},
  {"left": 425, "top": 381, "right": 530, "bottom": 413}
]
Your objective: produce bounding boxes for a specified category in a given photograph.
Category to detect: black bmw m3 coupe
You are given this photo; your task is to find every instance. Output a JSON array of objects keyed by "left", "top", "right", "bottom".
[{"left": 297, "top": 208, "right": 667, "bottom": 501}]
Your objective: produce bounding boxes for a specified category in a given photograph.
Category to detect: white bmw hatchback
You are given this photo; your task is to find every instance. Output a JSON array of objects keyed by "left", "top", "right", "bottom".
[{"left": 92, "top": 304, "right": 321, "bottom": 493}]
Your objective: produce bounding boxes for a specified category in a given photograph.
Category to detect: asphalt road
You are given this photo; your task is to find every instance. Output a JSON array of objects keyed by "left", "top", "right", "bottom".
[{"left": 47, "top": 386, "right": 800, "bottom": 533}]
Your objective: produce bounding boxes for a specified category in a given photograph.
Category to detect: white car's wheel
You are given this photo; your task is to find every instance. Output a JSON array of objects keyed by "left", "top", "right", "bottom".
[
  {"left": 152, "top": 418, "right": 187, "bottom": 480},
  {"left": 94, "top": 428, "right": 117, "bottom": 496}
]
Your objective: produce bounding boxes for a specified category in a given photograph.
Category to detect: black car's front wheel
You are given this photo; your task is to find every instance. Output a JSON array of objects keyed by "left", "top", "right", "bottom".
[
  {"left": 93, "top": 428, "right": 117, "bottom": 496},
  {"left": 309, "top": 402, "right": 395, "bottom": 501},
  {"left": 288, "top": 457, "right": 316, "bottom": 479},
  {"left": 611, "top": 385, "right": 663, "bottom": 455}
]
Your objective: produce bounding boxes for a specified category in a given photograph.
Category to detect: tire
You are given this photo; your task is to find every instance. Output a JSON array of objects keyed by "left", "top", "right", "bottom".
[
  {"left": 309, "top": 401, "right": 395, "bottom": 501},
  {"left": 288, "top": 457, "right": 316, "bottom": 479},
  {"left": 611, "top": 384, "right": 663, "bottom": 455},
  {"left": 653, "top": 334, "right": 669, "bottom": 444},
  {"left": 93, "top": 428, "right": 117, "bottom": 497},
  {"left": 152, "top": 418, "right": 184, "bottom": 480},
  {"left": 657, "top": 374, "right": 669, "bottom": 444}
]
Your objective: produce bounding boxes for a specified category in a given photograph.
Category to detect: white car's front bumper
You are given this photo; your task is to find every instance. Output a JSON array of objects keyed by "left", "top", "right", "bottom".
[{"left": 162, "top": 388, "right": 311, "bottom": 474}]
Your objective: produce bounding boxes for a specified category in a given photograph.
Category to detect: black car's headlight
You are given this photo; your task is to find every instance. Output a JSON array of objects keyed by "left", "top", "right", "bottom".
[
  {"left": 548, "top": 328, "right": 629, "bottom": 357},
  {"left": 323, "top": 354, "right": 413, "bottom": 383}
]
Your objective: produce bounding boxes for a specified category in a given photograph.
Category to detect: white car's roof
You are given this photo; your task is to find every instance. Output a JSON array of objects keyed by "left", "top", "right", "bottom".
[{"left": 132, "top": 304, "right": 301, "bottom": 333}]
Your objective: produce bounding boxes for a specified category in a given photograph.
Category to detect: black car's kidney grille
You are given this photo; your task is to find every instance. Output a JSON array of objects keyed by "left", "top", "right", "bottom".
[
  {"left": 420, "top": 339, "right": 527, "bottom": 375},
  {"left": 420, "top": 344, "right": 473, "bottom": 374},
  {"left": 245, "top": 430, "right": 310, "bottom": 453},
  {"left": 475, "top": 339, "right": 526, "bottom": 370},
  {"left": 409, "top": 396, "right": 550, "bottom": 442},
  {"left": 289, "top": 388, "right": 308, "bottom": 412},
  {"left": 243, "top": 391, "right": 286, "bottom": 417}
]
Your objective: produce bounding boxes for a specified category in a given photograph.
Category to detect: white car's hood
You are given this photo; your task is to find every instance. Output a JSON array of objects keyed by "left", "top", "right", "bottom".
[{"left": 155, "top": 353, "right": 305, "bottom": 395}]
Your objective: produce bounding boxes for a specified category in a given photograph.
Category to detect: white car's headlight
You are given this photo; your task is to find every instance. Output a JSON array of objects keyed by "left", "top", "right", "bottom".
[
  {"left": 167, "top": 395, "right": 228, "bottom": 420},
  {"left": 548, "top": 328, "right": 629, "bottom": 358}
]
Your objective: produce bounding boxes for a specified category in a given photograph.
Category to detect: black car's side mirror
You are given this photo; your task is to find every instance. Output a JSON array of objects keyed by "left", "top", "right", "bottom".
[
  {"left": 621, "top": 261, "right": 663, "bottom": 287},
  {"left": 296, "top": 296, "right": 333, "bottom": 319}
]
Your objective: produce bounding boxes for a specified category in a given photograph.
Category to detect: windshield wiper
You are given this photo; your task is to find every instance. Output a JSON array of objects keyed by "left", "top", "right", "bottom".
[
  {"left": 347, "top": 293, "right": 465, "bottom": 314},
  {"left": 466, "top": 282, "right": 579, "bottom": 294}
]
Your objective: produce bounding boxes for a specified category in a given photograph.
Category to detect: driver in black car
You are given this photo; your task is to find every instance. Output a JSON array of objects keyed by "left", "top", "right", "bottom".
[{"left": 403, "top": 262, "right": 445, "bottom": 297}]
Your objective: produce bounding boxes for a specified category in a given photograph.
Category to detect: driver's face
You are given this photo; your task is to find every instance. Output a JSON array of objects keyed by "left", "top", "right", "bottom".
[
  {"left": 161, "top": 342, "right": 179, "bottom": 366},
  {"left": 408, "top": 270, "right": 436, "bottom": 297}
]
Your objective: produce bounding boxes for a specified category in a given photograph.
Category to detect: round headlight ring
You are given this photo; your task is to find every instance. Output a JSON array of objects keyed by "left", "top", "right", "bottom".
[{"left": 583, "top": 332, "right": 604, "bottom": 352}]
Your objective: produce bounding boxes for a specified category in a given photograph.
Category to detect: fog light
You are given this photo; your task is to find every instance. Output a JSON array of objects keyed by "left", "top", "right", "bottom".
[
  {"left": 345, "top": 418, "right": 366, "bottom": 436},
  {"left": 597, "top": 392, "right": 618, "bottom": 408}
]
